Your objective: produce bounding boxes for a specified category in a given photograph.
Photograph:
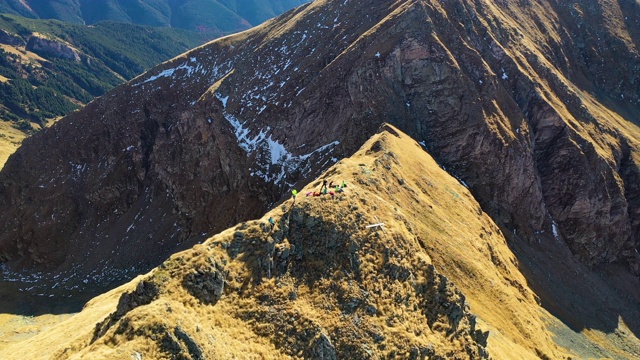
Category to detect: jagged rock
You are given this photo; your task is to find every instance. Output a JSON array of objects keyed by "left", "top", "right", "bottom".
[
  {"left": 310, "top": 331, "right": 338, "bottom": 360},
  {"left": 159, "top": 326, "right": 205, "bottom": 360},
  {"left": 173, "top": 326, "right": 204, "bottom": 360},
  {"left": 417, "top": 264, "right": 489, "bottom": 357},
  {"left": 114, "top": 280, "right": 160, "bottom": 318},
  {"left": 26, "top": 35, "right": 81, "bottom": 61},
  {"left": 92, "top": 280, "right": 160, "bottom": 342},
  {"left": 182, "top": 259, "right": 225, "bottom": 305}
]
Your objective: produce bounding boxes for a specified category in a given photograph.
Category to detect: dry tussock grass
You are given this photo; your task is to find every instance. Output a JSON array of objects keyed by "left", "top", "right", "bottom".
[{"left": 1, "top": 125, "right": 637, "bottom": 359}]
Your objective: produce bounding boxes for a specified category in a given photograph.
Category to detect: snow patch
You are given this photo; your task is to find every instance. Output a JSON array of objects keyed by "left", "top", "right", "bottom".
[
  {"left": 267, "top": 137, "right": 288, "bottom": 164},
  {"left": 552, "top": 221, "right": 560, "bottom": 241},
  {"left": 218, "top": 94, "right": 229, "bottom": 108},
  {"left": 218, "top": 94, "right": 340, "bottom": 186}
]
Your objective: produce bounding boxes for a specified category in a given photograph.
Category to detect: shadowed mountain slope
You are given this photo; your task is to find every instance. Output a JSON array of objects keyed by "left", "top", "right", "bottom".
[
  {"left": 2, "top": 125, "right": 639, "bottom": 359},
  {"left": 0, "top": 0, "right": 639, "bottom": 309}
]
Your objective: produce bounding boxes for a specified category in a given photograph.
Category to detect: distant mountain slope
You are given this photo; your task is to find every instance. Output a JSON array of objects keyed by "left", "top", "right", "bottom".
[
  {"left": 0, "top": 1, "right": 309, "bottom": 166},
  {"left": 0, "top": 14, "right": 203, "bottom": 166},
  {"left": 0, "top": 0, "right": 309, "bottom": 36},
  {"left": 2, "top": 125, "right": 639, "bottom": 359}
]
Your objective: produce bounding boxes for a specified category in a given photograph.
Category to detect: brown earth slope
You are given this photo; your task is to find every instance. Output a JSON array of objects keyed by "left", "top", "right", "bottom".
[
  {"left": 0, "top": 0, "right": 639, "bottom": 303},
  {"left": 1, "top": 125, "right": 639, "bottom": 359}
]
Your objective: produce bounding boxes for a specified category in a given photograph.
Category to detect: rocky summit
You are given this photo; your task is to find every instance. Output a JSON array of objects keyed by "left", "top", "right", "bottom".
[{"left": 0, "top": 0, "right": 639, "bottom": 330}]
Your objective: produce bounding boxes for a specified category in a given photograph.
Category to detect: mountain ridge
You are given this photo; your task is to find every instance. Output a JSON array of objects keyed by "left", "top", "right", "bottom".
[
  {"left": 2, "top": 124, "right": 639, "bottom": 358},
  {"left": 0, "top": 1, "right": 311, "bottom": 167},
  {"left": 1, "top": 1, "right": 640, "bottom": 356},
  {"left": 0, "top": 0, "right": 639, "bottom": 316}
]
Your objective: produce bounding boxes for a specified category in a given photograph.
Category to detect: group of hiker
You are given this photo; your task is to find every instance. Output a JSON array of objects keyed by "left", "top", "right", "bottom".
[
  {"left": 268, "top": 179, "right": 348, "bottom": 232},
  {"left": 308, "top": 179, "right": 347, "bottom": 197},
  {"left": 290, "top": 179, "right": 348, "bottom": 202}
]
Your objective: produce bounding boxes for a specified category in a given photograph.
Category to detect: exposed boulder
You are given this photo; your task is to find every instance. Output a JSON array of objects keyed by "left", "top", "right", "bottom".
[
  {"left": 92, "top": 279, "right": 160, "bottom": 342},
  {"left": 182, "top": 258, "right": 226, "bottom": 305}
]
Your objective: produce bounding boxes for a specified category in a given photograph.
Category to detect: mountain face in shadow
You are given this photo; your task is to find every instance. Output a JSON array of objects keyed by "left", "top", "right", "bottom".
[{"left": 0, "top": 0, "right": 639, "bottom": 305}]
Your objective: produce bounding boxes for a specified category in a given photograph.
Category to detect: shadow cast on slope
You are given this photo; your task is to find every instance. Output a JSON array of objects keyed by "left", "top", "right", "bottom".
[
  {"left": 0, "top": 230, "right": 213, "bottom": 317},
  {"left": 505, "top": 229, "right": 640, "bottom": 356},
  {"left": 0, "top": 280, "right": 91, "bottom": 316}
]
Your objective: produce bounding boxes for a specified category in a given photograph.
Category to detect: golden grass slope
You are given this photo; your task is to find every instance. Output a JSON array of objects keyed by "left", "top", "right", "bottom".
[
  {"left": 2, "top": 124, "right": 638, "bottom": 359},
  {"left": 0, "top": 121, "right": 26, "bottom": 170}
]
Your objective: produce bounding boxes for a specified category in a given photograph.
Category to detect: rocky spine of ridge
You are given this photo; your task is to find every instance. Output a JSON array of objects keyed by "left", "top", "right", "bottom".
[
  {"left": 1, "top": 0, "right": 640, "bottom": 292},
  {"left": 0, "top": 126, "right": 502, "bottom": 359},
  {"left": 4, "top": 126, "right": 640, "bottom": 359}
]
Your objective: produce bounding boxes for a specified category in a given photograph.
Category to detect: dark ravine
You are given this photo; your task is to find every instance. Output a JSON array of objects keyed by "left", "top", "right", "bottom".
[{"left": 0, "top": 0, "right": 639, "bottom": 296}]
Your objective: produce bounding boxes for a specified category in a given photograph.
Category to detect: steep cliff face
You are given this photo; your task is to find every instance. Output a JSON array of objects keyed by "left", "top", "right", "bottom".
[
  {"left": 0, "top": 28, "right": 24, "bottom": 46},
  {"left": 26, "top": 34, "right": 81, "bottom": 61},
  {"left": 1, "top": 0, "right": 639, "bottom": 293}
]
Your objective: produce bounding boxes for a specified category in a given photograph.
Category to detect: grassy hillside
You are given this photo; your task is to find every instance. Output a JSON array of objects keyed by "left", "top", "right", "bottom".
[{"left": 0, "top": 14, "right": 205, "bottom": 167}]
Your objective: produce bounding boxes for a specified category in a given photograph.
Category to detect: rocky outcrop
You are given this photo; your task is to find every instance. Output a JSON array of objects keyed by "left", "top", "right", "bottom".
[
  {"left": 0, "top": 29, "right": 25, "bottom": 46},
  {"left": 0, "top": 0, "right": 639, "bottom": 298},
  {"left": 26, "top": 35, "right": 81, "bottom": 61},
  {"left": 182, "top": 258, "right": 226, "bottom": 305},
  {"left": 92, "top": 279, "right": 160, "bottom": 341},
  {"left": 163, "top": 326, "right": 205, "bottom": 360}
]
